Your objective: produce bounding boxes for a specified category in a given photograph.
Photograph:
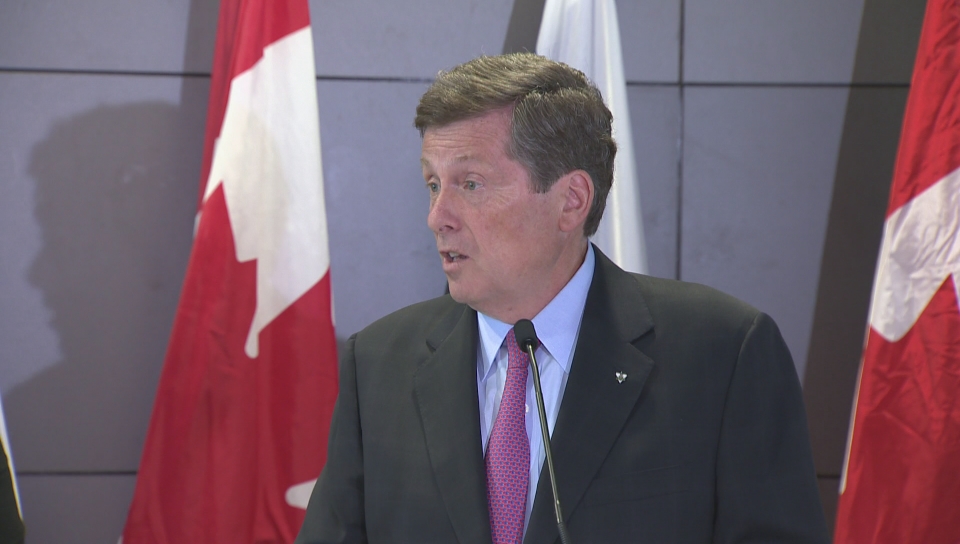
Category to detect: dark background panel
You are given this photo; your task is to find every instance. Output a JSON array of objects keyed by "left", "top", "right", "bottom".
[{"left": 803, "top": 86, "right": 910, "bottom": 479}]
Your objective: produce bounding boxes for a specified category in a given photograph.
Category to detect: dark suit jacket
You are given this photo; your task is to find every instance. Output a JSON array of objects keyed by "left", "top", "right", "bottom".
[{"left": 296, "top": 249, "right": 829, "bottom": 543}]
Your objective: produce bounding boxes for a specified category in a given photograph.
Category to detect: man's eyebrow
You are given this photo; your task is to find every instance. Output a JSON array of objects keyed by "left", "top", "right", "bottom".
[{"left": 421, "top": 154, "right": 479, "bottom": 167}]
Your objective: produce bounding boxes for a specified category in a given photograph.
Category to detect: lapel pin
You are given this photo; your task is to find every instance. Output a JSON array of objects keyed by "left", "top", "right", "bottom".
[{"left": 615, "top": 372, "right": 627, "bottom": 383}]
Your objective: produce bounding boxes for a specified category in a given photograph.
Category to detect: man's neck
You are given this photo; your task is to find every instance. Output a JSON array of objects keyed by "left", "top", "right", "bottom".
[{"left": 480, "top": 239, "right": 589, "bottom": 324}]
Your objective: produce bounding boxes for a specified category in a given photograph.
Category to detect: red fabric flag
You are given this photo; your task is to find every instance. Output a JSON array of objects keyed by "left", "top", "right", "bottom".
[
  {"left": 122, "top": 1, "right": 338, "bottom": 542},
  {"left": 834, "top": 1, "right": 960, "bottom": 542}
]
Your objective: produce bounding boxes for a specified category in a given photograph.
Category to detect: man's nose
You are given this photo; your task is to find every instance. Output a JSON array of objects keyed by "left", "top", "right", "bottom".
[{"left": 427, "top": 186, "right": 460, "bottom": 233}]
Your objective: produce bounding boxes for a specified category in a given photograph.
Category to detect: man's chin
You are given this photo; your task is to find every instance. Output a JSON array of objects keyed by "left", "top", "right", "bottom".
[
  {"left": 445, "top": 281, "right": 478, "bottom": 309},
  {"left": 446, "top": 282, "right": 466, "bottom": 303}
]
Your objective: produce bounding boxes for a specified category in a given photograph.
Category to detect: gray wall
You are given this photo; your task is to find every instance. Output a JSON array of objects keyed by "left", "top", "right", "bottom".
[{"left": 0, "top": 0, "right": 923, "bottom": 541}]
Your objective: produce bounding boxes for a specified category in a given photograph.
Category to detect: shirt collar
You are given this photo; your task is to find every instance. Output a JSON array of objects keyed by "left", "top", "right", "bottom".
[{"left": 477, "top": 244, "right": 596, "bottom": 378}]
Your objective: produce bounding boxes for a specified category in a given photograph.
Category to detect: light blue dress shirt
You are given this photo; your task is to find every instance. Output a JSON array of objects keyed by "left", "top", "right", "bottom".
[{"left": 476, "top": 244, "right": 596, "bottom": 533}]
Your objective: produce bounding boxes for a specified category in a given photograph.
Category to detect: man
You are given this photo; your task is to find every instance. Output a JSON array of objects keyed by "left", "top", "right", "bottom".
[{"left": 296, "top": 53, "right": 828, "bottom": 543}]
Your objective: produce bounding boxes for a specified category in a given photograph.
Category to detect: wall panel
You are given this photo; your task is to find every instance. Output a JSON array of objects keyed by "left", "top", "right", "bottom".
[
  {"left": 627, "top": 85, "right": 681, "bottom": 279},
  {"left": 681, "top": 86, "right": 848, "bottom": 379},
  {"left": 316, "top": 79, "right": 445, "bottom": 337},
  {"left": 1, "top": 73, "right": 206, "bottom": 473},
  {"left": 684, "top": 0, "right": 864, "bottom": 83},
  {"left": 310, "top": 0, "right": 513, "bottom": 78},
  {"left": 0, "top": 0, "right": 215, "bottom": 73},
  {"left": 18, "top": 474, "right": 135, "bottom": 543}
]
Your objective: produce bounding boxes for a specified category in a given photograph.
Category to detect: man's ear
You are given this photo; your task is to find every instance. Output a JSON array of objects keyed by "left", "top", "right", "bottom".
[{"left": 558, "top": 170, "right": 594, "bottom": 233}]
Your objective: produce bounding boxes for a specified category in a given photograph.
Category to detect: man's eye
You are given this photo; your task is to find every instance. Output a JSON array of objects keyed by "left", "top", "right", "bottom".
[
  {"left": 427, "top": 182, "right": 439, "bottom": 193},
  {"left": 465, "top": 180, "right": 478, "bottom": 190}
]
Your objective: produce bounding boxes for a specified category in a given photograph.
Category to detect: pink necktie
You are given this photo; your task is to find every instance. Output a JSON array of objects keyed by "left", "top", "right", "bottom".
[{"left": 486, "top": 330, "right": 530, "bottom": 544}]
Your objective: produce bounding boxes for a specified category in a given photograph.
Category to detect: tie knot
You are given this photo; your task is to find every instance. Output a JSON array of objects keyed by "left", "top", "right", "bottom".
[{"left": 505, "top": 329, "right": 530, "bottom": 371}]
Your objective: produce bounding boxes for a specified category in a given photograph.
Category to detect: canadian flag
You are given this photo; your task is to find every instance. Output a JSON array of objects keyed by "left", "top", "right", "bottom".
[
  {"left": 833, "top": 0, "right": 960, "bottom": 542},
  {"left": 122, "top": 1, "right": 337, "bottom": 542}
]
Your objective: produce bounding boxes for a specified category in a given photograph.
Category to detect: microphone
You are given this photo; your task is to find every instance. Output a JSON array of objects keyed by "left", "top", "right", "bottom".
[{"left": 514, "top": 319, "right": 572, "bottom": 544}]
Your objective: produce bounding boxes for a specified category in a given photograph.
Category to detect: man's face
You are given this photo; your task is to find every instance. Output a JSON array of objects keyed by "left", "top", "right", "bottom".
[{"left": 421, "top": 107, "right": 571, "bottom": 322}]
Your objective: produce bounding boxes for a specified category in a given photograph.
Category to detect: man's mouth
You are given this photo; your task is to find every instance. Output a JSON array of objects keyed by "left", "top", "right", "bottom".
[{"left": 442, "top": 251, "right": 467, "bottom": 263}]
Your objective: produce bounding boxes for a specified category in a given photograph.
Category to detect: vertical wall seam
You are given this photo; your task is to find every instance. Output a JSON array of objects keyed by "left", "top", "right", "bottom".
[{"left": 676, "top": 0, "right": 686, "bottom": 281}]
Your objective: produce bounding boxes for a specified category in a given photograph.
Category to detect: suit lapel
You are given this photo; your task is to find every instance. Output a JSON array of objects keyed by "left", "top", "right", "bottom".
[
  {"left": 413, "top": 303, "right": 493, "bottom": 544},
  {"left": 525, "top": 249, "right": 656, "bottom": 544}
]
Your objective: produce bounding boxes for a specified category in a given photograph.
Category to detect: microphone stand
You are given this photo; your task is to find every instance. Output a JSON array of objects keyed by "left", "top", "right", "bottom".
[{"left": 516, "top": 320, "right": 572, "bottom": 544}]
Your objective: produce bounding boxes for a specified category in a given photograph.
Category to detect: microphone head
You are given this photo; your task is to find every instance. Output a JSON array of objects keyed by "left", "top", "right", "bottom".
[{"left": 513, "top": 319, "right": 540, "bottom": 351}]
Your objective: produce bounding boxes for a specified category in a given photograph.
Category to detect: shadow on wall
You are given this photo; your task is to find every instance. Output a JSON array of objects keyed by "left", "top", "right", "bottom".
[
  {"left": 5, "top": 93, "right": 358, "bottom": 542},
  {"left": 802, "top": 0, "right": 925, "bottom": 533},
  {"left": 6, "top": 100, "right": 203, "bottom": 539}
]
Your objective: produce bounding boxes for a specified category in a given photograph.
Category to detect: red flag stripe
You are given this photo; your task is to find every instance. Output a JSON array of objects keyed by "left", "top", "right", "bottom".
[
  {"left": 886, "top": 1, "right": 960, "bottom": 216},
  {"left": 836, "top": 278, "right": 960, "bottom": 543}
]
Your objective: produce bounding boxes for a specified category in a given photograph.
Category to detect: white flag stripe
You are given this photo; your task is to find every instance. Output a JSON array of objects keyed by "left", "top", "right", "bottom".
[
  {"left": 537, "top": 0, "right": 648, "bottom": 274},
  {"left": 204, "top": 27, "right": 330, "bottom": 358},
  {"left": 868, "top": 167, "right": 960, "bottom": 342}
]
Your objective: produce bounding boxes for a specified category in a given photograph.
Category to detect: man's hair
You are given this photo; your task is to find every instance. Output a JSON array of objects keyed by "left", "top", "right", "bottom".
[{"left": 414, "top": 53, "right": 616, "bottom": 237}]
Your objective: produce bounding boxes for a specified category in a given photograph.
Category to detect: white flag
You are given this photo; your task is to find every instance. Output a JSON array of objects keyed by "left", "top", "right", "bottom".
[{"left": 537, "top": 0, "right": 648, "bottom": 274}]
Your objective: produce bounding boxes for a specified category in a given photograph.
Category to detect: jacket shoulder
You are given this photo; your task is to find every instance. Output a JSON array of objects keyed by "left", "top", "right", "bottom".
[
  {"left": 629, "top": 273, "right": 763, "bottom": 339},
  {"left": 352, "top": 294, "right": 469, "bottom": 354}
]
